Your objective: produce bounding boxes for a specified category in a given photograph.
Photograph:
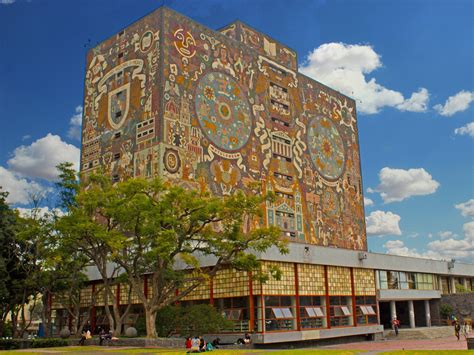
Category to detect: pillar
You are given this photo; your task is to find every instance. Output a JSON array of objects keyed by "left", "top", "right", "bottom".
[
  {"left": 450, "top": 277, "right": 456, "bottom": 294},
  {"left": 424, "top": 300, "right": 431, "bottom": 327},
  {"left": 390, "top": 300, "right": 397, "bottom": 320},
  {"left": 408, "top": 300, "right": 415, "bottom": 328}
]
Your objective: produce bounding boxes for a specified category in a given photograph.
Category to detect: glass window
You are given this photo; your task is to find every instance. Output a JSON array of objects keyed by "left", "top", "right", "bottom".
[
  {"left": 378, "top": 271, "right": 388, "bottom": 289},
  {"left": 215, "top": 297, "right": 249, "bottom": 333},
  {"left": 356, "top": 295, "right": 378, "bottom": 325},
  {"left": 387, "top": 271, "right": 399, "bottom": 289},
  {"left": 299, "top": 296, "right": 326, "bottom": 329},
  {"left": 329, "top": 296, "right": 352, "bottom": 327},
  {"left": 261, "top": 296, "right": 296, "bottom": 331}
]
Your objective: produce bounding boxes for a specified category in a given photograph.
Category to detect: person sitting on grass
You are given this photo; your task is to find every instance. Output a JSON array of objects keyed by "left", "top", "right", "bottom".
[{"left": 187, "top": 336, "right": 200, "bottom": 353}]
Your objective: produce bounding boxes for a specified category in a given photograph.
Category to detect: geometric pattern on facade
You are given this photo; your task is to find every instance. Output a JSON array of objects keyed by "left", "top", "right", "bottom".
[
  {"left": 81, "top": 7, "right": 367, "bottom": 251},
  {"left": 195, "top": 71, "right": 252, "bottom": 151}
]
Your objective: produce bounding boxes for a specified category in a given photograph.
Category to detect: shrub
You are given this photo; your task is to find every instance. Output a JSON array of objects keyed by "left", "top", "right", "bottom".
[
  {"left": 31, "top": 338, "right": 69, "bottom": 348},
  {"left": 440, "top": 303, "right": 454, "bottom": 319},
  {"left": 155, "top": 304, "right": 232, "bottom": 337},
  {"left": 0, "top": 339, "right": 21, "bottom": 350}
]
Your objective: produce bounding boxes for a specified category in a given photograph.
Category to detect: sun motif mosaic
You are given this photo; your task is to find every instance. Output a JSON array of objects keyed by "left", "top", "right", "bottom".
[
  {"left": 307, "top": 116, "right": 346, "bottom": 181},
  {"left": 195, "top": 72, "right": 252, "bottom": 151}
]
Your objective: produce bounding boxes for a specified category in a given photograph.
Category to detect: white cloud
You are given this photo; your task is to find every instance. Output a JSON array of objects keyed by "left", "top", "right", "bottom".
[
  {"left": 455, "top": 199, "right": 474, "bottom": 218},
  {"left": 67, "top": 106, "right": 83, "bottom": 141},
  {"left": 16, "top": 206, "right": 65, "bottom": 219},
  {"left": 396, "top": 88, "right": 430, "bottom": 112},
  {"left": 454, "top": 122, "right": 474, "bottom": 138},
  {"left": 427, "top": 222, "right": 474, "bottom": 261},
  {"left": 7, "top": 133, "right": 80, "bottom": 181},
  {"left": 383, "top": 240, "right": 423, "bottom": 258},
  {"left": 0, "top": 0, "right": 15, "bottom": 4},
  {"left": 366, "top": 210, "right": 401, "bottom": 236},
  {"left": 22, "top": 135, "right": 31, "bottom": 141},
  {"left": 438, "top": 231, "right": 457, "bottom": 240},
  {"left": 300, "top": 42, "right": 429, "bottom": 115},
  {"left": 384, "top": 222, "right": 474, "bottom": 262},
  {"left": 434, "top": 90, "right": 474, "bottom": 117},
  {"left": 371, "top": 167, "right": 440, "bottom": 203},
  {"left": 0, "top": 167, "right": 45, "bottom": 205},
  {"left": 364, "top": 197, "right": 374, "bottom": 206}
]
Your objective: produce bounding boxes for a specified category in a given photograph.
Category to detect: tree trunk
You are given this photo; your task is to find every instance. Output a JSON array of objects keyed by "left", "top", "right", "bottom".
[{"left": 144, "top": 307, "right": 157, "bottom": 338}]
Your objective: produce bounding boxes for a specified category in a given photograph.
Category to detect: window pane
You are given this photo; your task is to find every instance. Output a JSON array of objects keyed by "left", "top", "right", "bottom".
[
  {"left": 282, "top": 308, "right": 293, "bottom": 318},
  {"left": 314, "top": 307, "right": 324, "bottom": 317},
  {"left": 366, "top": 306, "right": 376, "bottom": 315},
  {"left": 341, "top": 306, "right": 351, "bottom": 316},
  {"left": 305, "top": 307, "right": 316, "bottom": 317},
  {"left": 273, "top": 308, "right": 284, "bottom": 319}
]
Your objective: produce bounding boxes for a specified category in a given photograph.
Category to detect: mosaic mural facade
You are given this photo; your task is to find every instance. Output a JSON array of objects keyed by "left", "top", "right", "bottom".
[{"left": 81, "top": 7, "right": 367, "bottom": 251}]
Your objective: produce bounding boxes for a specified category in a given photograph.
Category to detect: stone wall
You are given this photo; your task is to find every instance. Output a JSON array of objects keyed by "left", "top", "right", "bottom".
[{"left": 435, "top": 293, "right": 474, "bottom": 325}]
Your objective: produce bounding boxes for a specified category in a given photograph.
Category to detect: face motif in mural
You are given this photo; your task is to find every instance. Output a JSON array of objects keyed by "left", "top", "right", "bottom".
[
  {"left": 173, "top": 28, "right": 196, "bottom": 58},
  {"left": 195, "top": 72, "right": 252, "bottom": 151},
  {"left": 307, "top": 116, "right": 346, "bottom": 181}
]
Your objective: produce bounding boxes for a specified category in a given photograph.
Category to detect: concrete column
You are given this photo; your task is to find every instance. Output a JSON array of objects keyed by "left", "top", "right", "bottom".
[
  {"left": 424, "top": 300, "right": 431, "bottom": 327},
  {"left": 463, "top": 278, "right": 469, "bottom": 289},
  {"left": 408, "top": 300, "right": 415, "bottom": 328},
  {"left": 390, "top": 300, "right": 397, "bottom": 320},
  {"left": 450, "top": 277, "right": 456, "bottom": 294}
]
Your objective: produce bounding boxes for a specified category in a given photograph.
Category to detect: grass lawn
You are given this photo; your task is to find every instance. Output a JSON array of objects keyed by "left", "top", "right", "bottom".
[
  {"left": 380, "top": 352, "right": 472, "bottom": 354},
  {"left": 0, "top": 347, "right": 363, "bottom": 354}
]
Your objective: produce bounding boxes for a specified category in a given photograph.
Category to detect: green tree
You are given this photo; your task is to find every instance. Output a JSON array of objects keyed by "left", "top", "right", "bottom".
[
  {"left": 0, "top": 189, "right": 26, "bottom": 338},
  {"left": 55, "top": 171, "right": 133, "bottom": 336},
  {"left": 60, "top": 174, "right": 287, "bottom": 337}
]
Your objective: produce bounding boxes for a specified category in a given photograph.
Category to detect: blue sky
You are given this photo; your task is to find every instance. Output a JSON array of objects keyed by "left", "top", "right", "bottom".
[{"left": 0, "top": 0, "right": 473, "bottom": 262}]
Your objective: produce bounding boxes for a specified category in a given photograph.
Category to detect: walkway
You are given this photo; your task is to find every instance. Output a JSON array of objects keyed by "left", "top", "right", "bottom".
[{"left": 320, "top": 335, "right": 469, "bottom": 352}]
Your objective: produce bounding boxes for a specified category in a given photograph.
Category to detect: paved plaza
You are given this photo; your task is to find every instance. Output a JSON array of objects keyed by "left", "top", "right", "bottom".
[{"left": 321, "top": 335, "right": 470, "bottom": 352}]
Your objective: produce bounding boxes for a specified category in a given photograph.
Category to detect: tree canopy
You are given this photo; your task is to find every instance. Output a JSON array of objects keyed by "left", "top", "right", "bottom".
[{"left": 57, "top": 169, "right": 287, "bottom": 337}]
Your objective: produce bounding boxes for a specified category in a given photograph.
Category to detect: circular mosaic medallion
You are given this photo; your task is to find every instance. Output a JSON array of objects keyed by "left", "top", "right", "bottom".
[
  {"left": 307, "top": 116, "right": 346, "bottom": 181},
  {"left": 195, "top": 72, "right": 252, "bottom": 151},
  {"left": 163, "top": 148, "right": 181, "bottom": 174}
]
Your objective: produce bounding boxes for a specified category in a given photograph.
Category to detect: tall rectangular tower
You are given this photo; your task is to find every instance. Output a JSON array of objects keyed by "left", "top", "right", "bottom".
[{"left": 81, "top": 7, "right": 367, "bottom": 251}]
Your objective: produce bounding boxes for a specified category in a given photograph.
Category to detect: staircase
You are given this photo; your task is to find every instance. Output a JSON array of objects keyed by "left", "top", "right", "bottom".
[{"left": 384, "top": 326, "right": 454, "bottom": 340}]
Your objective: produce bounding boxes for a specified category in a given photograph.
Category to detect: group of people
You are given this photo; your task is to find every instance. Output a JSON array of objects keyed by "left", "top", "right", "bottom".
[
  {"left": 185, "top": 333, "right": 252, "bottom": 352},
  {"left": 78, "top": 323, "right": 115, "bottom": 346},
  {"left": 185, "top": 336, "right": 213, "bottom": 352},
  {"left": 453, "top": 319, "right": 471, "bottom": 341}
]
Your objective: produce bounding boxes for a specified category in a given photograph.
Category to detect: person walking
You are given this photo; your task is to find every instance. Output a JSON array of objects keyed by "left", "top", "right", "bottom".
[
  {"left": 392, "top": 316, "right": 400, "bottom": 336},
  {"left": 454, "top": 320, "right": 461, "bottom": 341}
]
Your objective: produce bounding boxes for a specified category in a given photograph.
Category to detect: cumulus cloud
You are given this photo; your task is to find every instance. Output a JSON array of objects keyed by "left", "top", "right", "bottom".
[
  {"left": 434, "top": 90, "right": 474, "bottom": 117},
  {"left": 427, "top": 222, "right": 474, "bottom": 261},
  {"left": 438, "top": 231, "right": 457, "bottom": 240},
  {"left": 0, "top": 167, "right": 45, "bottom": 205},
  {"left": 454, "top": 122, "right": 474, "bottom": 138},
  {"left": 7, "top": 133, "right": 80, "bottom": 181},
  {"left": 0, "top": 0, "right": 15, "bottom": 4},
  {"left": 16, "top": 206, "right": 65, "bottom": 219},
  {"left": 300, "top": 42, "right": 429, "bottom": 115},
  {"left": 383, "top": 240, "right": 423, "bottom": 258},
  {"left": 396, "top": 88, "right": 430, "bottom": 112},
  {"left": 366, "top": 210, "right": 401, "bottom": 236},
  {"left": 384, "top": 222, "right": 474, "bottom": 262},
  {"left": 455, "top": 199, "right": 474, "bottom": 218},
  {"left": 364, "top": 197, "right": 374, "bottom": 207},
  {"left": 67, "top": 106, "right": 83, "bottom": 141},
  {"left": 370, "top": 167, "right": 440, "bottom": 203}
]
